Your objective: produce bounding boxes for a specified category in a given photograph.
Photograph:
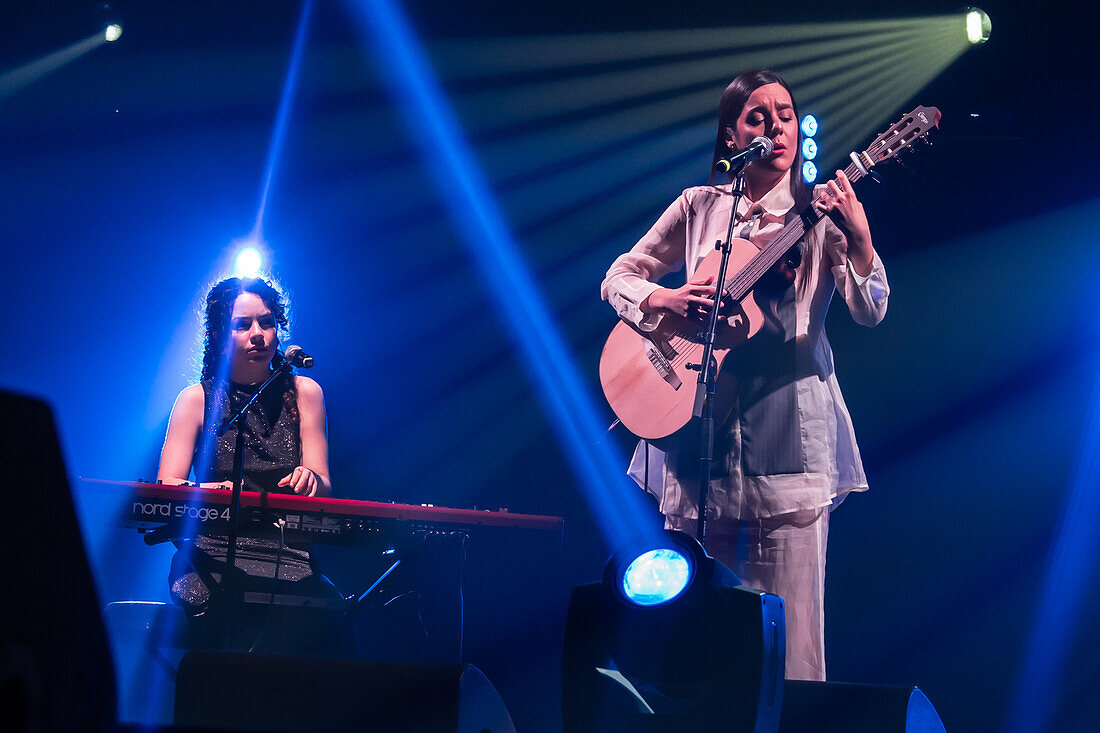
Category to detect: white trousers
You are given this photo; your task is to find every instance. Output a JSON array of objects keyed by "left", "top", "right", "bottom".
[{"left": 668, "top": 508, "right": 830, "bottom": 681}]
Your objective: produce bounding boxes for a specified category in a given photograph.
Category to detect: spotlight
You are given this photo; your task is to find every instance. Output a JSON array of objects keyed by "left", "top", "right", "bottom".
[
  {"left": 620, "top": 547, "right": 693, "bottom": 607},
  {"left": 563, "top": 530, "right": 785, "bottom": 733},
  {"left": 94, "top": 3, "right": 124, "bottom": 43},
  {"left": 800, "top": 114, "right": 818, "bottom": 138},
  {"left": 611, "top": 533, "right": 701, "bottom": 608},
  {"left": 965, "top": 8, "right": 991, "bottom": 45},
  {"left": 801, "top": 138, "right": 818, "bottom": 161},
  {"left": 801, "top": 114, "right": 819, "bottom": 183},
  {"left": 802, "top": 161, "right": 818, "bottom": 185},
  {"left": 233, "top": 246, "right": 263, "bottom": 278}
]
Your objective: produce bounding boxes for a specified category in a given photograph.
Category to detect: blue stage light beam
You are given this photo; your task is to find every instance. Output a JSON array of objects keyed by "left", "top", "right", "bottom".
[
  {"left": 1004, "top": 363, "right": 1100, "bottom": 733},
  {"left": 144, "top": 15, "right": 310, "bottom": 642},
  {"left": 159, "top": 0, "right": 314, "bottom": 542},
  {"left": 342, "top": 0, "right": 661, "bottom": 549},
  {"left": 139, "top": 352, "right": 233, "bottom": 729},
  {"left": 251, "top": 0, "right": 315, "bottom": 240}
]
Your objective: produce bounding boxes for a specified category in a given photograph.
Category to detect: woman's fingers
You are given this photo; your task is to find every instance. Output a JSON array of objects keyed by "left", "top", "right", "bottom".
[
  {"left": 274, "top": 466, "right": 316, "bottom": 494},
  {"left": 293, "top": 467, "right": 309, "bottom": 492},
  {"left": 688, "top": 286, "right": 717, "bottom": 300},
  {"left": 836, "top": 169, "right": 855, "bottom": 194}
]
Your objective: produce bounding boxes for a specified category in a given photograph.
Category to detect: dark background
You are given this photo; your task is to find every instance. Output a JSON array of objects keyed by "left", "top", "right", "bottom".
[{"left": 2, "top": 1, "right": 1097, "bottom": 731}]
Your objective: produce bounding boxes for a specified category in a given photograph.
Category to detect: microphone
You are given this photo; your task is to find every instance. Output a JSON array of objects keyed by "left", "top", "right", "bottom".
[
  {"left": 715, "top": 136, "right": 774, "bottom": 173},
  {"left": 282, "top": 345, "right": 315, "bottom": 369}
]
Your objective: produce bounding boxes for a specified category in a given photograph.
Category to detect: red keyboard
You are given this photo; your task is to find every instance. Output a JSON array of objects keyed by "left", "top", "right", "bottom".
[{"left": 83, "top": 479, "right": 563, "bottom": 543}]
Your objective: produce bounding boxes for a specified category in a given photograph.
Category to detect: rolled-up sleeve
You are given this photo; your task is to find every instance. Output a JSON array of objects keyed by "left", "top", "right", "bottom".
[
  {"left": 601, "top": 193, "right": 690, "bottom": 331},
  {"left": 821, "top": 218, "right": 889, "bottom": 327}
]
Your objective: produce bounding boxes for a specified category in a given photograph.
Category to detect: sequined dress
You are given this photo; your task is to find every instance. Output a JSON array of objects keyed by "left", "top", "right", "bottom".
[{"left": 169, "top": 379, "right": 323, "bottom": 617}]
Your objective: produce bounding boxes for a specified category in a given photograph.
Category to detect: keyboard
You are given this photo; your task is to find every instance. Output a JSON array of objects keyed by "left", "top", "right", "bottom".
[{"left": 83, "top": 479, "right": 563, "bottom": 545}]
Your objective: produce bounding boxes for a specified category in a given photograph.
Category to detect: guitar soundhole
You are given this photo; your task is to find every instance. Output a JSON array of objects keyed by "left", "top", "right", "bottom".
[
  {"left": 675, "top": 302, "right": 750, "bottom": 346},
  {"left": 717, "top": 302, "right": 750, "bottom": 347}
]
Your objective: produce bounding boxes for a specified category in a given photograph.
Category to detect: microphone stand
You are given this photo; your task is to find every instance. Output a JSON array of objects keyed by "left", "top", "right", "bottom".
[
  {"left": 216, "top": 363, "right": 291, "bottom": 650},
  {"left": 693, "top": 168, "right": 747, "bottom": 546}
]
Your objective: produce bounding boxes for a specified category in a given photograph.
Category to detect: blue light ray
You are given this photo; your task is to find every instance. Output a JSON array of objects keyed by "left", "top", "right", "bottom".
[
  {"left": 1004, "top": 364, "right": 1100, "bottom": 733},
  {"left": 252, "top": 0, "right": 315, "bottom": 239},
  {"left": 136, "top": 4, "right": 315, "bottom": 720},
  {"left": 342, "top": 0, "right": 659, "bottom": 548}
]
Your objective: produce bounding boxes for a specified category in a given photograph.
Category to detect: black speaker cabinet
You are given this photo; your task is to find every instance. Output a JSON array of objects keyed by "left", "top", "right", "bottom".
[
  {"left": 174, "top": 651, "right": 516, "bottom": 732},
  {"left": 0, "top": 390, "right": 117, "bottom": 733},
  {"left": 779, "top": 680, "right": 947, "bottom": 733}
]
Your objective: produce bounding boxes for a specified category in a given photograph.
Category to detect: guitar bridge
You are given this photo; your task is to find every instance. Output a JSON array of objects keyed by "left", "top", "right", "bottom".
[{"left": 643, "top": 338, "right": 682, "bottom": 390}]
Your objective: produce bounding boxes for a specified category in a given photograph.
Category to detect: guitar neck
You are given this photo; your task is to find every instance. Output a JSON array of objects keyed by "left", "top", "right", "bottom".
[
  {"left": 723, "top": 158, "right": 870, "bottom": 302},
  {"left": 715, "top": 103, "right": 940, "bottom": 301}
]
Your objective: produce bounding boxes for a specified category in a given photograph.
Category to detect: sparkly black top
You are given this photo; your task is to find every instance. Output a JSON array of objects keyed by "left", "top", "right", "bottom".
[{"left": 193, "top": 378, "right": 301, "bottom": 493}]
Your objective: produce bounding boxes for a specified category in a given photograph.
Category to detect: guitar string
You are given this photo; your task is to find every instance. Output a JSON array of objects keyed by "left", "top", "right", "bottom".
[
  {"left": 661, "top": 174, "right": 843, "bottom": 369},
  {"left": 659, "top": 162, "right": 865, "bottom": 371}
]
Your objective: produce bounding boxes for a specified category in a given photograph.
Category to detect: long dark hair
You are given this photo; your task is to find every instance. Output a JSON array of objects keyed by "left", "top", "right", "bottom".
[
  {"left": 200, "top": 276, "right": 299, "bottom": 422},
  {"left": 707, "top": 68, "right": 811, "bottom": 210}
]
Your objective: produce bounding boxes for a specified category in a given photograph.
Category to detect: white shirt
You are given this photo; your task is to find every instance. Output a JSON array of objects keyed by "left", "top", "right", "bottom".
[{"left": 601, "top": 171, "right": 889, "bottom": 520}]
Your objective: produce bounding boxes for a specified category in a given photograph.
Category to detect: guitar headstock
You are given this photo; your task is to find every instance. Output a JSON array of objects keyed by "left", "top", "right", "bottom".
[{"left": 863, "top": 105, "right": 941, "bottom": 167}]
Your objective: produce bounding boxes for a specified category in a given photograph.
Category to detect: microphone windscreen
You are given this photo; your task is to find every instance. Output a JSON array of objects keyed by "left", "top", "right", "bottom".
[{"left": 283, "top": 345, "right": 314, "bottom": 368}]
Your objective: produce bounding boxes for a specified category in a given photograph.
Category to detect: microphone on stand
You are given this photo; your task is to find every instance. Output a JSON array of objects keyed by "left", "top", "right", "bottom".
[
  {"left": 282, "top": 345, "right": 315, "bottom": 369},
  {"left": 715, "top": 136, "right": 774, "bottom": 173}
]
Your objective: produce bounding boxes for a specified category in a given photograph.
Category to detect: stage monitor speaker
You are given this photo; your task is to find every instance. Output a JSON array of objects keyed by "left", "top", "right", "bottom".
[
  {"left": 779, "top": 680, "right": 946, "bottom": 733},
  {"left": 0, "top": 390, "right": 117, "bottom": 733},
  {"left": 562, "top": 578, "right": 783, "bottom": 733},
  {"left": 174, "top": 651, "right": 516, "bottom": 733}
]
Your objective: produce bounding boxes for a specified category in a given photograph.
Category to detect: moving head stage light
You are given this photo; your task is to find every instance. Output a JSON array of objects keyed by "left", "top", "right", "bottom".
[{"left": 562, "top": 530, "right": 785, "bottom": 733}]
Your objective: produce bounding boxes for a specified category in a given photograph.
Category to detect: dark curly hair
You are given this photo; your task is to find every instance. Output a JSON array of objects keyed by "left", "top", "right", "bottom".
[{"left": 201, "top": 276, "right": 299, "bottom": 423}]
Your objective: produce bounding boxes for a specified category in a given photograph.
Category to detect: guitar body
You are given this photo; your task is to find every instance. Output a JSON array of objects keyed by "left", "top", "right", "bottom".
[{"left": 599, "top": 238, "right": 765, "bottom": 442}]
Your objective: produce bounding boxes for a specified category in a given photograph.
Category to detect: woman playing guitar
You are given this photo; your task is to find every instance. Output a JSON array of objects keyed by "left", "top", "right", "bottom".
[{"left": 601, "top": 69, "right": 889, "bottom": 681}]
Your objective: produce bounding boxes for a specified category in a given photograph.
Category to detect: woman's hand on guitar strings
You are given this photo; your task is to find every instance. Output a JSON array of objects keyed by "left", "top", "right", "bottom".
[
  {"left": 814, "top": 169, "right": 875, "bottom": 276},
  {"left": 642, "top": 272, "right": 720, "bottom": 321},
  {"left": 814, "top": 170, "right": 871, "bottom": 248}
]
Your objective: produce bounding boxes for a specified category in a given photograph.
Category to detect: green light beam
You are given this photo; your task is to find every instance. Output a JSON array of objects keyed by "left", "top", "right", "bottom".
[{"left": 0, "top": 34, "right": 104, "bottom": 103}]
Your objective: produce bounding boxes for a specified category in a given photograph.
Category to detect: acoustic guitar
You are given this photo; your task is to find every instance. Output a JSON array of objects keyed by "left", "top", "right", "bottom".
[{"left": 600, "top": 105, "right": 940, "bottom": 441}]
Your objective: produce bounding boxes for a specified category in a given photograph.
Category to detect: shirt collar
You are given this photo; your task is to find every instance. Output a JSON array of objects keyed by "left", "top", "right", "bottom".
[{"left": 736, "top": 170, "right": 795, "bottom": 219}]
